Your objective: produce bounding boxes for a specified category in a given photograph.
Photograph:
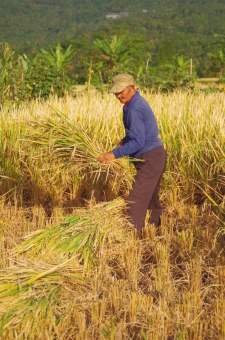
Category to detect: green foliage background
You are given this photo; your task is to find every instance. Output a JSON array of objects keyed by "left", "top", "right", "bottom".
[
  {"left": 1, "top": 0, "right": 225, "bottom": 102},
  {"left": 1, "top": 0, "right": 225, "bottom": 77}
]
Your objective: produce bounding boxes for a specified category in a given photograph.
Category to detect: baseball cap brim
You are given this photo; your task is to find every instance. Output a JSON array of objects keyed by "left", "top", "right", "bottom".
[{"left": 109, "top": 84, "right": 127, "bottom": 93}]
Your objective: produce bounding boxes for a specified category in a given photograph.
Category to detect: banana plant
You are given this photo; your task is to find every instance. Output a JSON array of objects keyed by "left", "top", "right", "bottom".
[
  {"left": 207, "top": 43, "right": 225, "bottom": 77},
  {"left": 40, "top": 43, "right": 74, "bottom": 70},
  {"left": 94, "top": 35, "right": 131, "bottom": 79}
]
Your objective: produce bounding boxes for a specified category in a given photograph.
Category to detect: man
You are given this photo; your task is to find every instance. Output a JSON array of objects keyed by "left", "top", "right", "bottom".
[{"left": 98, "top": 73, "right": 167, "bottom": 233}]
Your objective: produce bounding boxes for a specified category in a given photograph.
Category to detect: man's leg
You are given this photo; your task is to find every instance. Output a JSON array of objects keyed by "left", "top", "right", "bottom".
[
  {"left": 127, "top": 146, "right": 167, "bottom": 233},
  {"left": 148, "top": 175, "right": 164, "bottom": 226},
  {"left": 148, "top": 150, "right": 167, "bottom": 226}
]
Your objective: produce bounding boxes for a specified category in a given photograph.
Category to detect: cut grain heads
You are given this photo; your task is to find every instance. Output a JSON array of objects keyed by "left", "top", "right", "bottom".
[{"left": 0, "top": 258, "right": 88, "bottom": 299}]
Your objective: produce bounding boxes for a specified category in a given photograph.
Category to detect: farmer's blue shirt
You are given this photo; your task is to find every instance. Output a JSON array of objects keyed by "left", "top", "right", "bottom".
[{"left": 112, "top": 91, "right": 162, "bottom": 159}]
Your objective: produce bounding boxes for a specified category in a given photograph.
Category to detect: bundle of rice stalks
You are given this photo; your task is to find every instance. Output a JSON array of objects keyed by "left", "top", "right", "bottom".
[
  {"left": 1, "top": 199, "right": 129, "bottom": 336},
  {"left": 22, "top": 107, "right": 135, "bottom": 191},
  {"left": 0, "top": 258, "right": 88, "bottom": 337},
  {"left": 14, "top": 198, "right": 130, "bottom": 269}
]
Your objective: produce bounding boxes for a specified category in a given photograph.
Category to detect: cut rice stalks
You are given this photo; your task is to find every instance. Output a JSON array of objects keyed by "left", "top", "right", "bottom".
[
  {"left": 0, "top": 198, "right": 129, "bottom": 336},
  {"left": 14, "top": 198, "right": 129, "bottom": 269},
  {"left": 0, "top": 258, "right": 88, "bottom": 337}
]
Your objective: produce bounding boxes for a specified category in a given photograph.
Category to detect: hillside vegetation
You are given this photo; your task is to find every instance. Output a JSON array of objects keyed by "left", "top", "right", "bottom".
[{"left": 1, "top": 0, "right": 225, "bottom": 76}]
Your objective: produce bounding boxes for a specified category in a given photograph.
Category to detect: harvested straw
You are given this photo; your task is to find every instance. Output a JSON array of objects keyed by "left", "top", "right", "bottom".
[
  {"left": 14, "top": 198, "right": 129, "bottom": 267},
  {"left": 0, "top": 258, "right": 88, "bottom": 337},
  {"left": 1, "top": 198, "right": 129, "bottom": 336}
]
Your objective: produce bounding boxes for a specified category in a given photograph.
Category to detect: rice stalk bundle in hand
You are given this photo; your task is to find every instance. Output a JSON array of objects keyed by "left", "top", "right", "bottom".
[
  {"left": 24, "top": 107, "right": 134, "bottom": 188},
  {"left": 14, "top": 198, "right": 129, "bottom": 268}
]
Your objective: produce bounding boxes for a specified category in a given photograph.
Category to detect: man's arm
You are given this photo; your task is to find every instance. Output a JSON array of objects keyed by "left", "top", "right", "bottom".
[
  {"left": 112, "top": 109, "right": 145, "bottom": 159},
  {"left": 98, "top": 108, "right": 145, "bottom": 163}
]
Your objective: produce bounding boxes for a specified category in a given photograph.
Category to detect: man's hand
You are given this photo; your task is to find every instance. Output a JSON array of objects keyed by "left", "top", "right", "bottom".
[{"left": 98, "top": 151, "right": 115, "bottom": 164}]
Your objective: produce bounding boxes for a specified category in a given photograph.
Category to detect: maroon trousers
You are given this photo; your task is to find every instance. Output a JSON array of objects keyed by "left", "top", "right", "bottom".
[{"left": 127, "top": 145, "right": 167, "bottom": 232}]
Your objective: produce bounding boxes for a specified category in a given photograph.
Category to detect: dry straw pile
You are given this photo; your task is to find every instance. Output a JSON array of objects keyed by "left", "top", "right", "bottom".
[{"left": 0, "top": 90, "right": 224, "bottom": 339}]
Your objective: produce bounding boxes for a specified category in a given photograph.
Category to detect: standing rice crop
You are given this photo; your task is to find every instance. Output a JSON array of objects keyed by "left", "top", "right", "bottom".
[{"left": 21, "top": 107, "right": 135, "bottom": 203}]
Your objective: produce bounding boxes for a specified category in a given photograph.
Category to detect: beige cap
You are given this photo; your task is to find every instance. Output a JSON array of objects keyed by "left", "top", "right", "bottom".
[{"left": 110, "top": 73, "right": 134, "bottom": 93}]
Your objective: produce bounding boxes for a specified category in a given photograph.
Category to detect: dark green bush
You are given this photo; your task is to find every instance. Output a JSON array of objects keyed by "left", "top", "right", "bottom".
[
  {"left": 0, "top": 44, "right": 72, "bottom": 106},
  {"left": 23, "top": 59, "right": 71, "bottom": 100}
]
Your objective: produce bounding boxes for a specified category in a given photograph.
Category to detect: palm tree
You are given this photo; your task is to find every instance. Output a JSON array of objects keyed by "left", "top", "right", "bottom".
[{"left": 40, "top": 43, "right": 74, "bottom": 70}]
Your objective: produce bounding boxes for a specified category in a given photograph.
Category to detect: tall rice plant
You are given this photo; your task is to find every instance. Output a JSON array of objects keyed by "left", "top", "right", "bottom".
[
  {"left": 22, "top": 107, "right": 134, "bottom": 194},
  {"left": 0, "top": 110, "right": 25, "bottom": 197}
]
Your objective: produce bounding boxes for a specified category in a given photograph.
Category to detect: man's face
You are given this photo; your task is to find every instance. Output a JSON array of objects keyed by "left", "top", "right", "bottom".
[{"left": 115, "top": 86, "right": 135, "bottom": 104}]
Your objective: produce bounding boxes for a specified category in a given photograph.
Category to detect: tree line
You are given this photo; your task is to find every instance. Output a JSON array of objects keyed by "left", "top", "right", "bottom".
[
  {"left": 2, "top": 0, "right": 225, "bottom": 74},
  {"left": 0, "top": 33, "right": 225, "bottom": 106}
]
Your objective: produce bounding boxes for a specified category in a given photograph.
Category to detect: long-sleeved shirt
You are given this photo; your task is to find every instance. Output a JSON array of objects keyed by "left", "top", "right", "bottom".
[{"left": 112, "top": 91, "right": 162, "bottom": 159}]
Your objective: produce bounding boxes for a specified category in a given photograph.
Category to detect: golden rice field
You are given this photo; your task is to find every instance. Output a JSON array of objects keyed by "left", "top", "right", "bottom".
[{"left": 0, "top": 90, "right": 225, "bottom": 339}]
